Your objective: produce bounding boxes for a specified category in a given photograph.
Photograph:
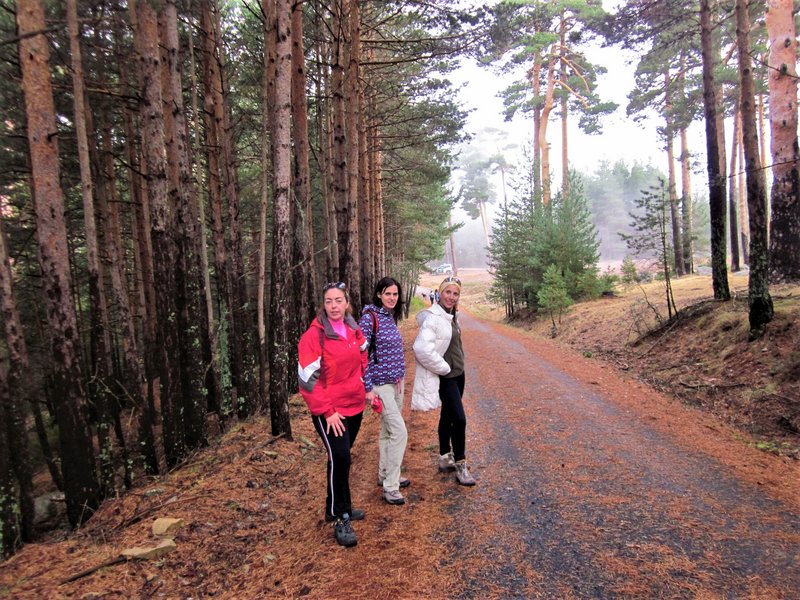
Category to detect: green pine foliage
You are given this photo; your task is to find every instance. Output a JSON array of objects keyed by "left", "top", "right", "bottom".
[
  {"left": 489, "top": 166, "right": 601, "bottom": 318},
  {"left": 537, "top": 264, "right": 572, "bottom": 327},
  {"left": 619, "top": 179, "right": 678, "bottom": 318}
]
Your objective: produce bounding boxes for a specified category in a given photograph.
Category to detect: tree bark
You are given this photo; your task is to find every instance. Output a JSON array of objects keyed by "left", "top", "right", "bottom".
[
  {"left": 699, "top": 0, "right": 731, "bottom": 300},
  {"left": 201, "top": 0, "right": 238, "bottom": 421},
  {"left": 560, "top": 14, "right": 569, "bottom": 198},
  {"left": 17, "top": 0, "right": 100, "bottom": 525},
  {"left": 664, "top": 69, "right": 684, "bottom": 277},
  {"left": 99, "top": 122, "right": 158, "bottom": 477},
  {"left": 766, "top": 0, "right": 800, "bottom": 282},
  {"left": 729, "top": 95, "right": 741, "bottom": 272},
  {"left": 259, "top": 0, "right": 275, "bottom": 416},
  {"left": 291, "top": 2, "right": 317, "bottom": 334},
  {"left": 267, "top": 0, "right": 293, "bottom": 438},
  {"left": 203, "top": 0, "right": 259, "bottom": 417},
  {"left": 346, "top": 0, "right": 362, "bottom": 311},
  {"left": 119, "top": 13, "right": 161, "bottom": 470},
  {"left": 160, "top": 0, "right": 208, "bottom": 448},
  {"left": 132, "top": 0, "right": 186, "bottom": 465},
  {"left": 539, "top": 50, "right": 557, "bottom": 205},
  {"left": 679, "top": 127, "right": 693, "bottom": 273},
  {"left": 736, "top": 0, "right": 774, "bottom": 338},
  {"left": 66, "top": 0, "right": 117, "bottom": 496},
  {"left": 738, "top": 113, "right": 750, "bottom": 264},
  {"left": 331, "top": 0, "right": 349, "bottom": 282},
  {"left": 0, "top": 221, "right": 35, "bottom": 551}
]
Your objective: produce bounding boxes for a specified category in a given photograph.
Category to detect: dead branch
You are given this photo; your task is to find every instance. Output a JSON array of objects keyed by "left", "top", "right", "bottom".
[
  {"left": 678, "top": 379, "right": 746, "bottom": 390},
  {"left": 61, "top": 555, "right": 127, "bottom": 584},
  {"left": 114, "top": 494, "right": 207, "bottom": 531}
]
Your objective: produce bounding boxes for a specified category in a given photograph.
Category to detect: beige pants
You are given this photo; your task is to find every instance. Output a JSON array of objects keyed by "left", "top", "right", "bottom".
[{"left": 375, "top": 379, "right": 408, "bottom": 492}]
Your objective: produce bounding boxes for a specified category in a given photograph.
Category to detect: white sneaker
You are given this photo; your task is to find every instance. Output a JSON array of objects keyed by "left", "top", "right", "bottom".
[
  {"left": 383, "top": 489, "right": 405, "bottom": 505},
  {"left": 454, "top": 460, "right": 476, "bottom": 486},
  {"left": 438, "top": 452, "right": 456, "bottom": 472}
]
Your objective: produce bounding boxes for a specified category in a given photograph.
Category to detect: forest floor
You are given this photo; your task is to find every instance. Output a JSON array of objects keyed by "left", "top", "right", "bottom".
[{"left": 0, "top": 269, "right": 798, "bottom": 598}]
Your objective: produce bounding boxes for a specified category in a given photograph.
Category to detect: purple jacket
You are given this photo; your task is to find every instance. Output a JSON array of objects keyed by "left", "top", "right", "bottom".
[{"left": 359, "top": 304, "right": 405, "bottom": 392}]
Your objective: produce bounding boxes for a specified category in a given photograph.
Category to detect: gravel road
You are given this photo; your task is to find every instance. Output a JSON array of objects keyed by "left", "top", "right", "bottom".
[{"left": 439, "top": 311, "right": 800, "bottom": 599}]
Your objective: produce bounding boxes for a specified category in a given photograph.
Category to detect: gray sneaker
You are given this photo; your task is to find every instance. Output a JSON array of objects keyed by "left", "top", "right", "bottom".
[
  {"left": 333, "top": 516, "right": 357, "bottom": 547},
  {"left": 438, "top": 452, "right": 456, "bottom": 472},
  {"left": 454, "top": 460, "right": 476, "bottom": 486},
  {"left": 383, "top": 489, "right": 405, "bottom": 505}
]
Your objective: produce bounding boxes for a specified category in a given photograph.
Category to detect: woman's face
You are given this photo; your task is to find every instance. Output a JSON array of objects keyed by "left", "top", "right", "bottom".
[
  {"left": 439, "top": 285, "right": 460, "bottom": 311},
  {"left": 324, "top": 288, "right": 348, "bottom": 321},
  {"left": 377, "top": 284, "right": 399, "bottom": 310}
]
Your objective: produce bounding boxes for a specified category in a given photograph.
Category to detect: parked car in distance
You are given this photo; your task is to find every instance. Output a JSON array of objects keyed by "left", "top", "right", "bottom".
[{"left": 433, "top": 263, "right": 453, "bottom": 274}]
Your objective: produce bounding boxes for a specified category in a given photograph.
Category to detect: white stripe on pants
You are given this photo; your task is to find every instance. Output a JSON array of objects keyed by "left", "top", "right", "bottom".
[{"left": 375, "top": 380, "right": 408, "bottom": 492}]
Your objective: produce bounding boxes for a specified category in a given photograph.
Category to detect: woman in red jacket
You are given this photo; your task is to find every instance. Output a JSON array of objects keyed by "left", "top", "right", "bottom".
[{"left": 297, "top": 282, "right": 368, "bottom": 547}]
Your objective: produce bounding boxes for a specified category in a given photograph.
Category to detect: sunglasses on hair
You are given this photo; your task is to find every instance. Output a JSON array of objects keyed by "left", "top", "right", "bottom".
[
  {"left": 442, "top": 276, "right": 461, "bottom": 285},
  {"left": 324, "top": 282, "right": 347, "bottom": 291}
]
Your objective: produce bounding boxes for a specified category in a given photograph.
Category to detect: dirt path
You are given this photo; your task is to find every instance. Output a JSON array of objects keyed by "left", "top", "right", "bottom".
[{"left": 437, "top": 311, "right": 800, "bottom": 599}]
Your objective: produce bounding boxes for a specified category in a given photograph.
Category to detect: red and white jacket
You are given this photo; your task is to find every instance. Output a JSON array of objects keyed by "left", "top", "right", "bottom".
[{"left": 297, "top": 313, "right": 368, "bottom": 418}]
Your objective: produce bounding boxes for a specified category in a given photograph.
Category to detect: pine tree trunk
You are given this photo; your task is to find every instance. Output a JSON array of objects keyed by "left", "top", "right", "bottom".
[
  {"left": 268, "top": 0, "right": 293, "bottom": 438},
  {"left": 259, "top": 0, "right": 275, "bottom": 414},
  {"left": 160, "top": 0, "right": 208, "bottom": 448},
  {"left": 201, "top": 0, "right": 237, "bottom": 421},
  {"left": 736, "top": 0, "right": 774, "bottom": 338},
  {"left": 132, "top": 0, "right": 186, "bottom": 465},
  {"left": 186, "top": 5, "right": 223, "bottom": 423},
  {"left": 99, "top": 123, "right": 158, "bottom": 477},
  {"left": 346, "top": 0, "right": 363, "bottom": 312},
  {"left": 221, "top": 20, "right": 260, "bottom": 416},
  {"left": 679, "top": 128, "right": 694, "bottom": 273},
  {"left": 66, "top": 0, "right": 117, "bottom": 497},
  {"left": 737, "top": 116, "right": 749, "bottom": 264},
  {"left": 560, "top": 15, "right": 569, "bottom": 198},
  {"left": 539, "top": 51, "right": 557, "bottom": 205},
  {"left": 332, "top": 0, "right": 349, "bottom": 282},
  {"left": 291, "top": 0, "right": 317, "bottom": 322},
  {"left": 699, "top": 0, "right": 731, "bottom": 300},
  {"left": 359, "top": 82, "right": 372, "bottom": 300},
  {"left": 202, "top": 0, "right": 258, "bottom": 417},
  {"left": 664, "top": 70, "right": 684, "bottom": 277},
  {"left": 0, "top": 222, "right": 35, "bottom": 550},
  {"left": 531, "top": 52, "right": 542, "bottom": 201},
  {"left": 766, "top": 0, "right": 800, "bottom": 282},
  {"left": 729, "top": 96, "right": 741, "bottom": 272},
  {"left": 17, "top": 0, "right": 100, "bottom": 525}
]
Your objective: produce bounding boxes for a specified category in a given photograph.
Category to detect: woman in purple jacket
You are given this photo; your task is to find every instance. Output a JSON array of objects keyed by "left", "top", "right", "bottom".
[{"left": 360, "top": 277, "right": 409, "bottom": 506}]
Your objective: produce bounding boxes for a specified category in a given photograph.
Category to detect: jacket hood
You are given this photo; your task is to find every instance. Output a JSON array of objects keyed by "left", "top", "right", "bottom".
[
  {"left": 316, "top": 312, "right": 360, "bottom": 337},
  {"left": 415, "top": 302, "right": 452, "bottom": 327}
]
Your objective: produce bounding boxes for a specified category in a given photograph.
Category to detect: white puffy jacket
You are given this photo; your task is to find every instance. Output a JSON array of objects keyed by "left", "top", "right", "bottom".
[{"left": 411, "top": 303, "right": 453, "bottom": 411}]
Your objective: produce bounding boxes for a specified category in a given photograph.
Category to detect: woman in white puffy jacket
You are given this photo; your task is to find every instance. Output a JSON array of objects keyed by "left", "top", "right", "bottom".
[{"left": 411, "top": 277, "right": 476, "bottom": 486}]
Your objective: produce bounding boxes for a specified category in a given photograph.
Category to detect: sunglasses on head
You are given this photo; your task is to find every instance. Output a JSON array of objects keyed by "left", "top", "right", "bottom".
[
  {"left": 324, "top": 281, "right": 347, "bottom": 291},
  {"left": 442, "top": 276, "right": 461, "bottom": 286}
]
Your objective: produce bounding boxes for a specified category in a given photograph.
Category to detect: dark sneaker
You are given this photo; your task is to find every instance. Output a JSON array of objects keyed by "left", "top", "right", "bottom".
[
  {"left": 383, "top": 489, "right": 405, "bottom": 505},
  {"left": 377, "top": 477, "right": 411, "bottom": 488},
  {"left": 325, "top": 508, "right": 365, "bottom": 522},
  {"left": 333, "top": 516, "right": 357, "bottom": 547}
]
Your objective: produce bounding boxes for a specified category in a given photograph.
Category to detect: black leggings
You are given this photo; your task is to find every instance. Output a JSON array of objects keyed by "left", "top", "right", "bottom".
[
  {"left": 438, "top": 373, "right": 466, "bottom": 462},
  {"left": 312, "top": 412, "right": 363, "bottom": 519}
]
